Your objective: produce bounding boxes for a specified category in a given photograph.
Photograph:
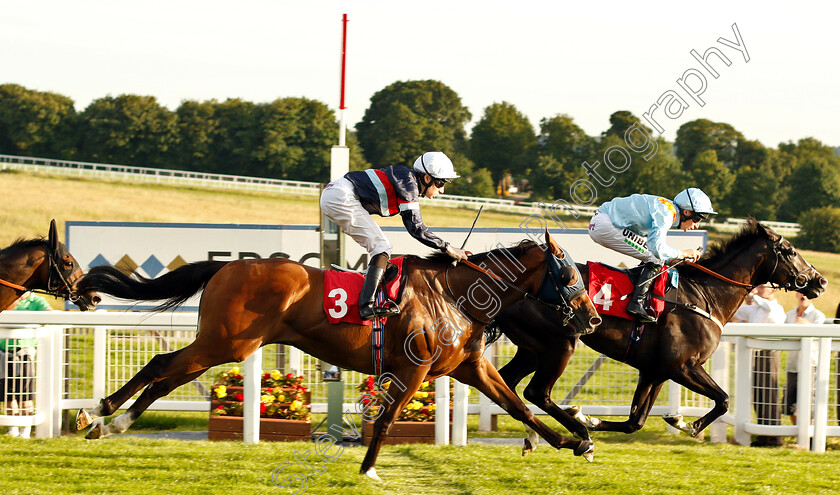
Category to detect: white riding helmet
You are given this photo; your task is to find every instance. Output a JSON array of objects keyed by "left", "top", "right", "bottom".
[
  {"left": 673, "top": 187, "right": 717, "bottom": 215},
  {"left": 413, "top": 151, "right": 459, "bottom": 180}
]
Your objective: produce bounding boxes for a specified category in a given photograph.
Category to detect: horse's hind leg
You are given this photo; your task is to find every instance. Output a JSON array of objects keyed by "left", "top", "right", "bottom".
[
  {"left": 664, "top": 362, "right": 729, "bottom": 437},
  {"left": 86, "top": 370, "right": 205, "bottom": 439},
  {"left": 360, "top": 367, "right": 430, "bottom": 480},
  {"left": 586, "top": 373, "right": 665, "bottom": 434},
  {"left": 450, "top": 357, "right": 594, "bottom": 462},
  {"left": 76, "top": 349, "right": 187, "bottom": 430}
]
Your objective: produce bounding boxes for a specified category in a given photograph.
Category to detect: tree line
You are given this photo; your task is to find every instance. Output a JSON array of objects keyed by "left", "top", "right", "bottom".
[{"left": 1, "top": 81, "right": 839, "bottom": 251}]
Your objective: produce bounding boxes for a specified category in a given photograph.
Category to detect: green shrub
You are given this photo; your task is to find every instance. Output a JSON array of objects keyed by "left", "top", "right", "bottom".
[{"left": 796, "top": 206, "right": 840, "bottom": 253}]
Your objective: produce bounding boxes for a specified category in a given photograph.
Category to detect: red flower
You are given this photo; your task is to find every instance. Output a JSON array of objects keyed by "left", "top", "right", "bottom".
[
  {"left": 286, "top": 373, "right": 294, "bottom": 380},
  {"left": 235, "top": 374, "right": 243, "bottom": 380},
  {"left": 216, "top": 404, "right": 225, "bottom": 409},
  {"left": 234, "top": 393, "right": 244, "bottom": 401},
  {"left": 260, "top": 403, "right": 267, "bottom": 414},
  {"left": 263, "top": 373, "right": 270, "bottom": 380},
  {"left": 362, "top": 397, "right": 371, "bottom": 405}
]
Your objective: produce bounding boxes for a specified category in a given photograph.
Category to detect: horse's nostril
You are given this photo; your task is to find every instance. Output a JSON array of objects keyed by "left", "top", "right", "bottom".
[
  {"left": 92, "top": 296, "right": 102, "bottom": 305},
  {"left": 820, "top": 277, "right": 828, "bottom": 288},
  {"left": 590, "top": 317, "right": 602, "bottom": 327}
]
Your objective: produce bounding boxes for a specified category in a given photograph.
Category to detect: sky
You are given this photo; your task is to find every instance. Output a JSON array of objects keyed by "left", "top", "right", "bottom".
[{"left": 2, "top": 0, "right": 838, "bottom": 148}]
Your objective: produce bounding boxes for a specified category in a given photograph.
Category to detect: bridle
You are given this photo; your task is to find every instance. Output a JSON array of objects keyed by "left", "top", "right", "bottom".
[
  {"left": 0, "top": 243, "right": 83, "bottom": 302},
  {"left": 764, "top": 236, "right": 818, "bottom": 291},
  {"left": 685, "top": 236, "right": 816, "bottom": 293},
  {"left": 445, "top": 247, "right": 585, "bottom": 327}
]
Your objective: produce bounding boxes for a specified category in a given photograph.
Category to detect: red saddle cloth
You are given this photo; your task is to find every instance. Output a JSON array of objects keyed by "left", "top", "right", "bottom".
[
  {"left": 323, "top": 257, "right": 405, "bottom": 326},
  {"left": 587, "top": 261, "right": 667, "bottom": 321}
]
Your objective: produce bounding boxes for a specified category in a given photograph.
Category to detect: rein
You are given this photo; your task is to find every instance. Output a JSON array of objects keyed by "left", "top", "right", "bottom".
[
  {"left": 0, "top": 277, "right": 27, "bottom": 292},
  {"left": 685, "top": 261, "right": 753, "bottom": 290}
]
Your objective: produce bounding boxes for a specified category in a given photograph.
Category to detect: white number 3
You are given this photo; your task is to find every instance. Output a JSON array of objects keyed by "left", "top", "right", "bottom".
[
  {"left": 327, "top": 288, "right": 349, "bottom": 318},
  {"left": 593, "top": 283, "right": 613, "bottom": 311}
]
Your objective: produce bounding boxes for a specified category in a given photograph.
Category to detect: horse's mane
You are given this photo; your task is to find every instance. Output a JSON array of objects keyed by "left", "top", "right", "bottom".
[
  {"left": 678, "top": 217, "right": 767, "bottom": 275},
  {"left": 0, "top": 238, "right": 48, "bottom": 256},
  {"left": 420, "top": 239, "right": 539, "bottom": 265}
]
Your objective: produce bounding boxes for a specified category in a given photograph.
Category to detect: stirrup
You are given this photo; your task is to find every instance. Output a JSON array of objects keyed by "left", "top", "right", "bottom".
[
  {"left": 627, "top": 302, "right": 656, "bottom": 323},
  {"left": 360, "top": 298, "right": 400, "bottom": 320}
]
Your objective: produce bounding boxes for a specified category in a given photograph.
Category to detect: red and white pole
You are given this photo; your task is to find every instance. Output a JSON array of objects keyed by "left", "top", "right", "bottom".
[{"left": 338, "top": 13, "right": 348, "bottom": 147}]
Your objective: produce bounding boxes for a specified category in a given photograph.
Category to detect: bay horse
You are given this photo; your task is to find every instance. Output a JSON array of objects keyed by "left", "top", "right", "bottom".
[
  {"left": 75, "top": 231, "right": 601, "bottom": 479},
  {"left": 0, "top": 219, "right": 99, "bottom": 312},
  {"left": 493, "top": 219, "right": 826, "bottom": 453}
]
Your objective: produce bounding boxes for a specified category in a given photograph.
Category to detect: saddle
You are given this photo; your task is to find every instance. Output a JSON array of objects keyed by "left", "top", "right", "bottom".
[
  {"left": 323, "top": 258, "right": 405, "bottom": 326},
  {"left": 587, "top": 262, "right": 673, "bottom": 321}
]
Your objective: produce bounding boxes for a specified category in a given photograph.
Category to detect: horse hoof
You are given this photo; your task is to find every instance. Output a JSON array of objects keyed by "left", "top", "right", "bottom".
[
  {"left": 364, "top": 467, "right": 382, "bottom": 482},
  {"left": 522, "top": 438, "right": 534, "bottom": 457},
  {"left": 76, "top": 408, "right": 92, "bottom": 430},
  {"left": 85, "top": 418, "right": 104, "bottom": 440},
  {"left": 562, "top": 405, "right": 581, "bottom": 416},
  {"left": 574, "top": 440, "right": 594, "bottom": 462}
]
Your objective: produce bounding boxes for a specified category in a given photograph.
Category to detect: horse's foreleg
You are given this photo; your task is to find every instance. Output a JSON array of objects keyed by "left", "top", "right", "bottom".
[
  {"left": 523, "top": 363, "right": 591, "bottom": 443},
  {"left": 76, "top": 349, "right": 187, "bottom": 430},
  {"left": 360, "top": 367, "right": 430, "bottom": 480},
  {"left": 85, "top": 370, "right": 205, "bottom": 439},
  {"left": 497, "top": 349, "right": 538, "bottom": 391},
  {"left": 450, "top": 357, "right": 594, "bottom": 462},
  {"left": 586, "top": 374, "right": 665, "bottom": 434},
  {"left": 665, "top": 363, "right": 729, "bottom": 437}
]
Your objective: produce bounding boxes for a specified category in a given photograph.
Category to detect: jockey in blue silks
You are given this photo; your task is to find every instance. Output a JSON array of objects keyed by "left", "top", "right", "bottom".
[{"left": 588, "top": 187, "right": 716, "bottom": 322}]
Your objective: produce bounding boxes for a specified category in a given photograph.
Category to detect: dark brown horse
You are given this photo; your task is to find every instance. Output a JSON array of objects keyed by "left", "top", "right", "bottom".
[
  {"left": 494, "top": 220, "right": 827, "bottom": 453},
  {"left": 0, "top": 219, "right": 99, "bottom": 312},
  {"left": 75, "top": 231, "right": 601, "bottom": 479}
]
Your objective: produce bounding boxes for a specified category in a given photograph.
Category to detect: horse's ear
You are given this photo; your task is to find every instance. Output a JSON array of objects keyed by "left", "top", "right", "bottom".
[
  {"left": 48, "top": 219, "right": 59, "bottom": 251},
  {"left": 545, "top": 229, "right": 561, "bottom": 255}
]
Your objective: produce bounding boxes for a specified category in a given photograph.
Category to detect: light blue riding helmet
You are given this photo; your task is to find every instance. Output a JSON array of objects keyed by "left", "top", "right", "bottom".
[{"left": 674, "top": 187, "right": 717, "bottom": 217}]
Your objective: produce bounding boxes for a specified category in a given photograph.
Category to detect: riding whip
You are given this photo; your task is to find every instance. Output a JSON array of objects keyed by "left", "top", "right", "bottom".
[{"left": 618, "top": 246, "right": 703, "bottom": 301}]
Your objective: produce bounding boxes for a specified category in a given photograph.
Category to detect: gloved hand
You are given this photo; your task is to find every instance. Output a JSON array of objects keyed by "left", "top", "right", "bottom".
[
  {"left": 445, "top": 243, "right": 469, "bottom": 262},
  {"left": 679, "top": 248, "right": 702, "bottom": 262}
]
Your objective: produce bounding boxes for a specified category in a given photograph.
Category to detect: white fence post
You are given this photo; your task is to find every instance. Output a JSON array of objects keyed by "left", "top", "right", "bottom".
[
  {"left": 796, "top": 338, "right": 813, "bottom": 449},
  {"left": 452, "top": 380, "right": 468, "bottom": 446},
  {"left": 242, "top": 348, "right": 262, "bottom": 444},
  {"left": 435, "top": 376, "right": 450, "bottom": 445},
  {"left": 288, "top": 346, "right": 303, "bottom": 376},
  {"left": 478, "top": 344, "right": 495, "bottom": 431},
  {"left": 733, "top": 337, "right": 751, "bottom": 446},
  {"left": 93, "top": 326, "right": 106, "bottom": 403},
  {"left": 666, "top": 380, "right": 680, "bottom": 434},
  {"left": 710, "top": 341, "right": 729, "bottom": 443},
  {"left": 812, "top": 337, "right": 831, "bottom": 453}
]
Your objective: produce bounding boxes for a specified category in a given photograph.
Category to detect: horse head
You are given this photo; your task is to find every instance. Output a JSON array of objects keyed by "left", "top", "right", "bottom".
[
  {"left": 543, "top": 230, "right": 602, "bottom": 334},
  {"left": 756, "top": 221, "right": 827, "bottom": 299},
  {"left": 47, "top": 220, "right": 100, "bottom": 311}
]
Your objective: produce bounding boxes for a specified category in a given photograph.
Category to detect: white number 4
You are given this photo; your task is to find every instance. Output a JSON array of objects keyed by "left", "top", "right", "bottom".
[{"left": 593, "top": 283, "right": 613, "bottom": 311}]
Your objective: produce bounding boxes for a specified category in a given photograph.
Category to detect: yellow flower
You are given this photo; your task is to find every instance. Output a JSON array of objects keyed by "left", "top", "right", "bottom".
[
  {"left": 429, "top": 404, "right": 436, "bottom": 412},
  {"left": 407, "top": 400, "right": 422, "bottom": 410},
  {"left": 290, "top": 400, "right": 303, "bottom": 411},
  {"left": 277, "top": 394, "right": 286, "bottom": 402},
  {"left": 229, "top": 367, "right": 240, "bottom": 375},
  {"left": 214, "top": 385, "right": 227, "bottom": 399},
  {"left": 414, "top": 391, "right": 428, "bottom": 399},
  {"left": 261, "top": 394, "right": 275, "bottom": 404},
  {"left": 270, "top": 369, "right": 282, "bottom": 380}
]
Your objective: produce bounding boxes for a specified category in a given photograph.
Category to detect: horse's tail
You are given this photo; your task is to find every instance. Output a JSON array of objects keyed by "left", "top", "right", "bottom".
[{"left": 78, "top": 261, "right": 229, "bottom": 311}]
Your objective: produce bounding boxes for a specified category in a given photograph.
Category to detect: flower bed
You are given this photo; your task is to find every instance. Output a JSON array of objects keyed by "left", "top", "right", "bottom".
[
  {"left": 208, "top": 367, "right": 311, "bottom": 442},
  {"left": 357, "top": 376, "right": 459, "bottom": 444}
]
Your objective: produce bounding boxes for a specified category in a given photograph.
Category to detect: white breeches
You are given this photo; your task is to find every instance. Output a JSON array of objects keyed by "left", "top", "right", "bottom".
[
  {"left": 588, "top": 212, "right": 658, "bottom": 263},
  {"left": 320, "top": 177, "right": 393, "bottom": 257}
]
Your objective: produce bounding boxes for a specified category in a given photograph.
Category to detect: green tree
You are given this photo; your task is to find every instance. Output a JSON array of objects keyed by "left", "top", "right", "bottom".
[
  {"left": 796, "top": 207, "right": 840, "bottom": 253},
  {"left": 688, "top": 149, "right": 735, "bottom": 215},
  {"left": 780, "top": 156, "right": 840, "bottom": 221},
  {"left": 725, "top": 164, "right": 783, "bottom": 220},
  {"left": 205, "top": 98, "right": 260, "bottom": 175},
  {"left": 675, "top": 119, "right": 743, "bottom": 169},
  {"left": 0, "top": 84, "right": 78, "bottom": 158},
  {"left": 171, "top": 99, "right": 219, "bottom": 171},
  {"left": 531, "top": 114, "right": 596, "bottom": 199},
  {"left": 469, "top": 102, "right": 535, "bottom": 186},
  {"left": 443, "top": 154, "right": 495, "bottom": 198},
  {"left": 78, "top": 94, "right": 177, "bottom": 167},
  {"left": 356, "top": 80, "right": 471, "bottom": 168}
]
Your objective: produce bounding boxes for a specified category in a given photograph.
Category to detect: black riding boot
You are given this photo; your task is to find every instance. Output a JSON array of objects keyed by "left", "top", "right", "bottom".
[
  {"left": 626, "top": 262, "right": 662, "bottom": 323},
  {"left": 359, "top": 253, "right": 400, "bottom": 320}
]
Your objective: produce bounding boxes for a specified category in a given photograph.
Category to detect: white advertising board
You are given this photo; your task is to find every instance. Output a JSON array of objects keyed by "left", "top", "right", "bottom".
[{"left": 66, "top": 221, "right": 706, "bottom": 310}]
